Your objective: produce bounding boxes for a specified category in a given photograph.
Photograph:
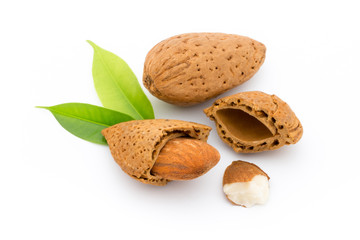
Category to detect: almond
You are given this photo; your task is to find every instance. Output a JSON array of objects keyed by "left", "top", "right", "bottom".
[
  {"left": 150, "top": 138, "right": 220, "bottom": 181},
  {"left": 102, "top": 119, "right": 212, "bottom": 186},
  {"left": 223, "top": 160, "right": 270, "bottom": 207},
  {"left": 143, "top": 32, "right": 266, "bottom": 106}
]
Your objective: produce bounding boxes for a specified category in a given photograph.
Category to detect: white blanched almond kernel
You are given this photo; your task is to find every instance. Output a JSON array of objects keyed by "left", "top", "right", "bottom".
[{"left": 223, "top": 161, "right": 270, "bottom": 207}]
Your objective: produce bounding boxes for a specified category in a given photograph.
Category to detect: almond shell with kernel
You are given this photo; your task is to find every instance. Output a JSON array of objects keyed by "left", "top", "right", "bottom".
[{"left": 101, "top": 119, "right": 212, "bottom": 186}]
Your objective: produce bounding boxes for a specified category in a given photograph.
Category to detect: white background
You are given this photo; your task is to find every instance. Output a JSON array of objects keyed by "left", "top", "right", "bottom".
[{"left": 1, "top": 0, "right": 359, "bottom": 239}]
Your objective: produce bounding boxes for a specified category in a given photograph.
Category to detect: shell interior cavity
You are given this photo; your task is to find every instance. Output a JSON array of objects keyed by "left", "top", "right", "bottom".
[{"left": 204, "top": 91, "right": 303, "bottom": 153}]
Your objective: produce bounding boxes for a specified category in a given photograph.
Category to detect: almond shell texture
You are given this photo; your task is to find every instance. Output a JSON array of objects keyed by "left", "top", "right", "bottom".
[
  {"left": 204, "top": 91, "right": 303, "bottom": 153},
  {"left": 101, "top": 119, "right": 212, "bottom": 186},
  {"left": 143, "top": 32, "right": 266, "bottom": 106}
]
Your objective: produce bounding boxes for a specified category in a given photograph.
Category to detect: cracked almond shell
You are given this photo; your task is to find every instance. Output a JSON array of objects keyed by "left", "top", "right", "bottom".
[
  {"left": 143, "top": 32, "right": 266, "bottom": 106},
  {"left": 204, "top": 91, "right": 303, "bottom": 153},
  {"left": 101, "top": 119, "right": 212, "bottom": 186}
]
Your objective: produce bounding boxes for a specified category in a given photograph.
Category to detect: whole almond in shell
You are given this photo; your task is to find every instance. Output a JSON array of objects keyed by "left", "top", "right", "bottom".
[
  {"left": 151, "top": 138, "right": 220, "bottom": 180},
  {"left": 143, "top": 32, "right": 266, "bottom": 106}
]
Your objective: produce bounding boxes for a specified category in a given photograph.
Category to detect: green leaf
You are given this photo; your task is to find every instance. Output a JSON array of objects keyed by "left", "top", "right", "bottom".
[
  {"left": 37, "top": 103, "right": 134, "bottom": 145},
  {"left": 87, "top": 40, "right": 155, "bottom": 120}
]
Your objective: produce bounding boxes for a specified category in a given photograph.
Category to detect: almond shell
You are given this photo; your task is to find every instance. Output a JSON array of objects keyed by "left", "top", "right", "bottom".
[
  {"left": 204, "top": 91, "right": 303, "bottom": 153},
  {"left": 143, "top": 32, "right": 266, "bottom": 105},
  {"left": 101, "top": 119, "right": 212, "bottom": 186}
]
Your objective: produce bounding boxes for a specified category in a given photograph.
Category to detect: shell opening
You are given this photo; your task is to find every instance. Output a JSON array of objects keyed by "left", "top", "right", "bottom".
[{"left": 216, "top": 108, "right": 273, "bottom": 141}]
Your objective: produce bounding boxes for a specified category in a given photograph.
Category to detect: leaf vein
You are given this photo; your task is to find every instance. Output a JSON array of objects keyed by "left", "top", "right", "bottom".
[
  {"left": 94, "top": 48, "right": 143, "bottom": 120},
  {"left": 46, "top": 108, "right": 111, "bottom": 128}
]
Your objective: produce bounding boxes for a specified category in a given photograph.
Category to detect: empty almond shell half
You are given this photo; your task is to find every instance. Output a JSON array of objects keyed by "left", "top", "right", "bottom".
[
  {"left": 101, "top": 119, "right": 212, "bottom": 186},
  {"left": 204, "top": 91, "right": 303, "bottom": 153}
]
